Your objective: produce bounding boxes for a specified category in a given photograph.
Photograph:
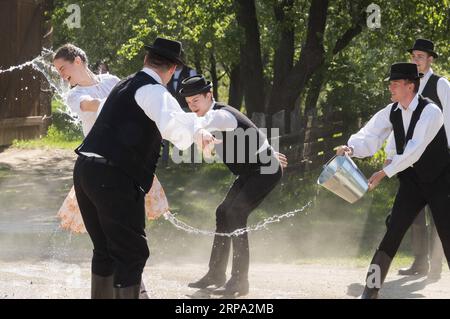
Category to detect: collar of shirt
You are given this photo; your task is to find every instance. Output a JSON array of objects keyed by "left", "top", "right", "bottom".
[
  {"left": 422, "top": 68, "right": 434, "bottom": 82},
  {"left": 394, "top": 94, "right": 419, "bottom": 113},
  {"left": 141, "top": 67, "right": 163, "bottom": 84},
  {"left": 205, "top": 98, "right": 216, "bottom": 114}
]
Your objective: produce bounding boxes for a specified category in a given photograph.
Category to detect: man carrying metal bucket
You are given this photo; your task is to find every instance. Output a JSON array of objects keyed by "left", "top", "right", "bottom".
[
  {"left": 336, "top": 62, "right": 450, "bottom": 299},
  {"left": 385, "top": 39, "right": 449, "bottom": 280}
]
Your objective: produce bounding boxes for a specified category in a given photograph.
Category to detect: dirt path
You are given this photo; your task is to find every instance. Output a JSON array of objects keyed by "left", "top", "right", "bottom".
[
  {"left": 1, "top": 148, "right": 449, "bottom": 299},
  {"left": 0, "top": 261, "right": 449, "bottom": 299}
]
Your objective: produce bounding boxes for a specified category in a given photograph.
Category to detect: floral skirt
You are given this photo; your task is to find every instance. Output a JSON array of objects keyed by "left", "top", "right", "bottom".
[{"left": 57, "top": 176, "right": 169, "bottom": 233}]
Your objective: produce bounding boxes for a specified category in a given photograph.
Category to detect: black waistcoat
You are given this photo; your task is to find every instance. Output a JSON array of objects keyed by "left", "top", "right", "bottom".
[
  {"left": 212, "top": 102, "right": 273, "bottom": 175},
  {"left": 390, "top": 95, "right": 449, "bottom": 183},
  {"left": 422, "top": 74, "right": 442, "bottom": 109},
  {"left": 76, "top": 71, "right": 162, "bottom": 193}
]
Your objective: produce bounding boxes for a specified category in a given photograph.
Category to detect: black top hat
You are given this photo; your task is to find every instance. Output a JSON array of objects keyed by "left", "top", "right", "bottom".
[
  {"left": 407, "top": 38, "right": 438, "bottom": 58},
  {"left": 179, "top": 75, "right": 213, "bottom": 97},
  {"left": 384, "top": 62, "right": 424, "bottom": 81},
  {"left": 144, "top": 37, "right": 184, "bottom": 65}
]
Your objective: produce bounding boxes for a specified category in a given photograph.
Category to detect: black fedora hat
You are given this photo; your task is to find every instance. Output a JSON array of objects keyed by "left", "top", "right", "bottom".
[
  {"left": 144, "top": 37, "right": 184, "bottom": 65},
  {"left": 407, "top": 38, "right": 438, "bottom": 59},
  {"left": 384, "top": 62, "right": 424, "bottom": 81},
  {"left": 179, "top": 75, "right": 213, "bottom": 97}
]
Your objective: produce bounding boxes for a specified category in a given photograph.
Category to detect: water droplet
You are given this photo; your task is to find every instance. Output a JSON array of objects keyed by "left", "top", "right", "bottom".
[
  {"left": 25, "top": 87, "right": 28, "bottom": 90},
  {"left": 15, "top": 97, "right": 18, "bottom": 101}
]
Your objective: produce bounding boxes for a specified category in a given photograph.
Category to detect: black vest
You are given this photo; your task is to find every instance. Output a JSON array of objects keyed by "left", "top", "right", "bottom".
[
  {"left": 167, "top": 66, "right": 192, "bottom": 110},
  {"left": 212, "top": 102, "right": 273, "bottom": 175},
  {"left": 390, "top": 95, "right": 449, "bottom": 183},
  {"left": 421, "top": 74, "right": 442, "bottom": 109},
  {"left": 76, "top": 71, "right": 163, "bottom": 193}
]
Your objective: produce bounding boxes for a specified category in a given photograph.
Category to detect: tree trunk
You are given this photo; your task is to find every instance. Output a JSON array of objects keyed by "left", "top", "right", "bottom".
[
  {"left": 303, "top": 64, "right": 326, "bottom": 118},
  {"left": 193, "top": 46, "right": 203, "bottom": 75},
  {"left": 303, "top": 1, "right": 368, "bottom": 117},
  {"left": 235, "top": 0, "right": 265, "bottom": 117},
  {"left": 267, "top": 0, "right": 295, "bottom": 115},
  {"left": 228, "top": 63, "right": 243, "bottom": 109},
  {"left": 268, "top": 0, "right": 329, "bottom": 116},
  {"left": 209, "top": 51, "right": 219, "bottom": 101}
]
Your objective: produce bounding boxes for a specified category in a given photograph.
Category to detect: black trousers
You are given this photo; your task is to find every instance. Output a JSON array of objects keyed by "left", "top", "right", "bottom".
[
  {"left": 73, "top": 156, "right": 149, "bottom": 287},
  {"left": 378, "top": 166, "right": 450, "bottom": 267},
  {"left": 209, "top": 165, "right": 282, "bottom": 279}
]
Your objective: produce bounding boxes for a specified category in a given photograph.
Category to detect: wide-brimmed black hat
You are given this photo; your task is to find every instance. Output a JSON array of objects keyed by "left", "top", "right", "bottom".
[
  {"left": 384, "top": 62, "right": 424, "bottom": 81},
  {"left": 144, "top": 37, "right": 184, "bottom": 65},
  {"left": 407, "top": 38, "right": 438, "bottom": 59},
  {"left": 179, "top": 75, "right": 213, "bottom": 97}
]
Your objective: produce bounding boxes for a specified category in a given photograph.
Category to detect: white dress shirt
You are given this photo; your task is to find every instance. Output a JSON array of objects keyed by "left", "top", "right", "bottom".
[
  {"left": 348, "top": 94, "right": 444, "bottom": 178},
  {"left": 66, "top": 73, "right": 120, "bottom": 136},
  {"left": 194, "top": 100, "right": 238, "bottom": 133},
  {"left": 386, "top": 68, "right": 450, "bottom": 157},
  {"left": 134, "top": 67, "right": 204, "bottom": 150}
]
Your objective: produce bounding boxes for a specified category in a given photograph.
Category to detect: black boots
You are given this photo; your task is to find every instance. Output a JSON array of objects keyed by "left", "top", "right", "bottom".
[
  {"left": 360, "top": 250, "right": 392, "bottom": 299},
  {"left": 91, "top": 273, "right": 114, "bottom": 299},
  {"left": 113, "top": 284, "right": 141, "bottom": 299},
  {"left": 188, "top": 235, "right": 230, "bottom": 289},
  {"left": 212, "top": 275, "right": 249, "bottom": 296},
  {"left": 397, "top": 254, "right": 429, "bottom": 276},
  {"left": 91, "top": 273, "right": 148, "bottom": 299},
  {"left": 212, "top": 235, "right": 250, "bottom": 297},
  {"left": 188, "top": 271, "right": 227, "bottom": 289},
  {"left": 428, "top": 223, "right": 444, "bottom": 280}
]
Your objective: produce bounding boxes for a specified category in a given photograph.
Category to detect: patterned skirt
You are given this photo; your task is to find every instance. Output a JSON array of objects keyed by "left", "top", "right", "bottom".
[{"left": 57, "top": 176, "right": 169, "bottom": 233}]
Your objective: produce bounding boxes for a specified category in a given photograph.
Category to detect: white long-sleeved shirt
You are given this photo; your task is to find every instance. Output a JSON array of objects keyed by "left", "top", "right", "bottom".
[
  {"left": 196, "top": 101, "right": 271, "bottom": 154},
  {"left": 386, "top": 68, "right": 450, "bottom": 158},
  {"left": 348, "top": 94, "right": 444, "bottom": 178},
  {"left": 134, "top": 68, "right": 205, "bottom": 150},
  {"left": 66, "top": 73, "right": 120, "bottom": 136}
]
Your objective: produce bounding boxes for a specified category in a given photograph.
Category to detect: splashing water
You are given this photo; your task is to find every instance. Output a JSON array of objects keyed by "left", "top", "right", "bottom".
[
  {"left": 162, "top": 200, "right": 312, "bottom": 237},
  {"left": 0, "top": 48, "right": 79, "bottom": 124}
]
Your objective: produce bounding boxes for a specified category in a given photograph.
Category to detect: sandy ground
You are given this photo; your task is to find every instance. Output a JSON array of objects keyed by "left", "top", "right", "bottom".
[
  {"left": 1, "top": 148, "right": 450, "bottom": 299},
  {"left": 0, "top": 261, "right": 449, "bottom": 299}
]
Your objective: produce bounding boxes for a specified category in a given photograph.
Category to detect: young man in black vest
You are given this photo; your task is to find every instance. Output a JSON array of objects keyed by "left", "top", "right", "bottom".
[
  {"left": 391, "top": 39, "right": 450, "bottom": 279},
  {"left": 73, "top": 38, "right": 217, "bottom": 299},
  {"left": 337, "top": 63, "right": 450, "bottom": 299},
  {"left": 179, "top": 75, "right": 287, "bottom": 296}
]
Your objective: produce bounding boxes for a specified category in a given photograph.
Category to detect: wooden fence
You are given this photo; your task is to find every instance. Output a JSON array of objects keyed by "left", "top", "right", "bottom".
[{"left": 0, "top": 0, "right": 53, "bottom": 146}]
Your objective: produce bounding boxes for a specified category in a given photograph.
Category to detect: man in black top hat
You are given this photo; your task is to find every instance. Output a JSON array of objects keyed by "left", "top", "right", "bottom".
[
  {"left": 390, "top": 39, "right": 450, "bottom": 279},
  {"left": 72, "top": 38, "right": 217, "bottom": 299},
  {"left": 179, "top": 75, "right": 287, "bottom": 297},
  {"left": 337, "top": 62, "right": 450, "bottom": 299}
]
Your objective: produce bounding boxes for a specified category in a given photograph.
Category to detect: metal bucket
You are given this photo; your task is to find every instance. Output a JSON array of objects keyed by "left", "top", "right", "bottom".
[{"left": 317, "top": 154, "right": 368, "bottom": 203}]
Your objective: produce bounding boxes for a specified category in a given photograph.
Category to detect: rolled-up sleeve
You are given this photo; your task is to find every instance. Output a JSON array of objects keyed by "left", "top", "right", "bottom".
[
  {"left": 194, "top": 109, "right": 238, "bottom": 133},
  {"left": 135, "top": 84, "right": 198, "bottom": 150},
  {"left": 348, "top": 105, "right": 393, "bottom": 158}
]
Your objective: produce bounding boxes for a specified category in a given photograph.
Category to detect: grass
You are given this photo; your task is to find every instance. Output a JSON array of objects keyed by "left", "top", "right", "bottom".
[
  {"left": 12, "top": 137, "right": 81, "bottom": 150},
  {"left": 11, "top": 99, "right": 83, "bottom": 150}
]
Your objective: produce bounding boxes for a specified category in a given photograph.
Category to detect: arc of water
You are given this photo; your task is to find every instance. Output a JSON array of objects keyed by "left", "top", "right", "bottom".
[
  {"left": 162, "top": 200, "right": 312, "bottom": 237},
  {"left": 1, "top": 48, "right": 80, "bottom": 124}
]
